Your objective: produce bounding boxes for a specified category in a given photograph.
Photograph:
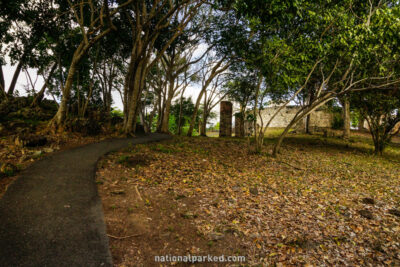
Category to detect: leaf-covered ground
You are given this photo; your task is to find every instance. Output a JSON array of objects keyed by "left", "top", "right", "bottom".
[{"left": 97, "top": 133, "right": 400, "bottom": 266}]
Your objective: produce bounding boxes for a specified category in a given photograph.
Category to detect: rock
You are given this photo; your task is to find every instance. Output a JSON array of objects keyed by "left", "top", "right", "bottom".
[
  {"left": 388, "top": 209, "right": 400, "bottom": 217},
  {"left": 359, "top": 209, "right": 374, "bottom": 220},
  {"left": 250, "top": 187, "right": 259, "bottom": 196},
  {"left": 361, "top": 197, "right": 375, "bottom": 205},
  {"left": 209, "top": 232, "right": 225, "bottom": 241},
  {"left": 43, "top": 147, "right": 54, "bottom": 153}
]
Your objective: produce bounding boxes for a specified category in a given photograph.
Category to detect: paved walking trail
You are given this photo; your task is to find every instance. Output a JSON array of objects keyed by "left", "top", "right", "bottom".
[{"left": 0, "top": 133, "right": 171, "bottom": 266}]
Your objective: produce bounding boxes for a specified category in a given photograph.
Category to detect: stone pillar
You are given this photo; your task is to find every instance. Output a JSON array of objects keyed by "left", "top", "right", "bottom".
[
  {"left": 234, "top": 113, "right": 244, "bottom": 137},
  {"left": 219, "top": 101, "right": 232, "bottom": 137}
]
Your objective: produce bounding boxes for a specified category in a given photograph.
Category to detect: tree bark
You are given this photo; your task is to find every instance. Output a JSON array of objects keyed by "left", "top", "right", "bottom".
[
  {"left": 187, "top": 59, "right": 229, "bottom": 137},
  {"left": 32, "top": 62, "right": 57, "bottom": 106},
  {"left": 273, "top": 94, "right": 334, "bottom": 156},
  {"left": 7, "top": 61, "right": 23, "bottom": 96},
  {"left": 0, "top": 65, "right": 5, "bottom": 95},
  {"left": 200, "top": 91, "right": 207, "bottom": 136},
  {"left": 0, "top": 65, "right": 6, "bottom": 101},
  {"left": 187, "top": 89, "right": 205, "bottom": 136},
  {"left": 160, "top": 77, "right": 174, "bottom": 133},
  {"left": 53, "top": 59, "right": 79, "bottom": 127},
  {"left": 177, "top": 91, "right": 185, "bottom": 135},
  {"left": 342, "top": 97, "right": 351, "bottom": 139}
]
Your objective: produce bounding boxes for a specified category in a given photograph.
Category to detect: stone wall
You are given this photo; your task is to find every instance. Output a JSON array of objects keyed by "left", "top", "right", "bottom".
[
  {"left": 220, "top": 101, "right": 232, "bottom": 137},
  {"left": 234, "top": 114, "right": 244, "bottom": 137},
  {"left": 242, "top": 105, "right": 333, "bottom": 134}
]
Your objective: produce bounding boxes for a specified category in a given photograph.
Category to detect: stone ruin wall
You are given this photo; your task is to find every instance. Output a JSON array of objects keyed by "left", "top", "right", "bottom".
[
  {"left": 256, "top": 106, "right": 333, "bottom": 129},
  {"left": 242, "top": 106, "right": 333, "bottom": 134},
  {"left": 220, "top": 101, "right": 233, "bottom": 137}
]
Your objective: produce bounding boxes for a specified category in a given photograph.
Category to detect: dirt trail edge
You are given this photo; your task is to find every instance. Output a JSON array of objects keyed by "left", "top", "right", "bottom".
[{"left": 0, "top": 133, "right": 171, "bottom": 267}]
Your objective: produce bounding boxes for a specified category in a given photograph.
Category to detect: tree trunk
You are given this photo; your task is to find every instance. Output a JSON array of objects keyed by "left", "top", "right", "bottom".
[
  {"left": 187, "top": 89, "right": 205, "bottom": 137},
  {"left": 273, "top": 95, "right": 334, "bottom": 156},
  {"left": 156, "top": 93, "right": 164, "bottom": 132},
  {"left": 0, "top": 66, "right": 6, "bottom": 101},
  {"left": 342, "top": 97, "right": 351, "bottom": 139},
  {"left": 160, "top": 78, "right": 174, "bottom": 133},
  {"left": 139, "top": 103, "right": 150, "bottom": 133},
  {"left": 200, "top": 113, "right": 207, "bottom": 136},
  {"left": 253, "top": 74, "right": 263, "bottom": 153},
  {"left": 0, "top": 65, "right": 5, "bottom": 95},
  {"left": 32, "top": 63, "right": 57, "bottom": 106},
  {"left": 52, "top": 59, "right": 78, "bottom": 127},
  {"left": 177, "top": 93, "right": 184, "bottom": 135},
  {"left": 124, "top": 60, "right": 147, "bottom": 135},
  {"left": 200, "top": 92, "right": 207, "bottom": 136},
  {"left": 7, "top": 61, "right": 23, "bottom": 96}
]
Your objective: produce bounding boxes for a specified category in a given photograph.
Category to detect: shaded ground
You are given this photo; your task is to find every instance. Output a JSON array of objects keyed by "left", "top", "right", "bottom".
[
  {"left": 97, "top": 133, "right": 400, "bottom": 266},
  {"left": 0, "top": 133, "right": 170, "bottom": 267}
]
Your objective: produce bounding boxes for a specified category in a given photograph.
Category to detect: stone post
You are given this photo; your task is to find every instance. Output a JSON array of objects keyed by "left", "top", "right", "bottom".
[
  {"left": 234, "top": 113, "right": 244, "bottom": 137},
  {"left": 219, "top": 101, "right": 232, "bottom": 137}
]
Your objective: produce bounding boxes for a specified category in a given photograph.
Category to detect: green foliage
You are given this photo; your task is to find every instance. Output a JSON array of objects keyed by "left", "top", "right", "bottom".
[
  {"left": 350, "top": 111, "right": 360, "bottom": 128},
  {"left": 351, "top": 89, "right": 400, "bottom": 154},
  {"left": 170, "top": 97, "right": 201, "bottom": 134},
  {"left": 168, "top": 114, "right": 178, "bottom": 134},
  {"left": 111, "top": 108, "right": 124, "bottom": 118}
]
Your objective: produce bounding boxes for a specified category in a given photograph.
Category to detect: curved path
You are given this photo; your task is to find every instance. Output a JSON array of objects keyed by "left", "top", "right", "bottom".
[{"left": 0, "top": 133, "right": 171, "bottom": 267}]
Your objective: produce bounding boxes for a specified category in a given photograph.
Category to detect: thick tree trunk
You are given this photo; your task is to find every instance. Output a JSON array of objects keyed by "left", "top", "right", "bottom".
[
  {"left": 124, "top": 61, "right": 147, "bottom": 135},
  {"left": 200, "top": 113, "right": 207, "bottom": 136},
  {"left": 52, "top": 59, "right": 78, "bottom": 127},
  {"left": 7, "top": 61, "right": 23, "bottom": 96},
  {"left": 342, "top": 97, "right": 351, "bottom": 139}
]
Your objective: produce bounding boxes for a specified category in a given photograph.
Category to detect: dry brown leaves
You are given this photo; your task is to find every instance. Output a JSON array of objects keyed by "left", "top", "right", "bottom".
[{"left": 97, "top": 135, "right": 400, "bottom": 266}]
